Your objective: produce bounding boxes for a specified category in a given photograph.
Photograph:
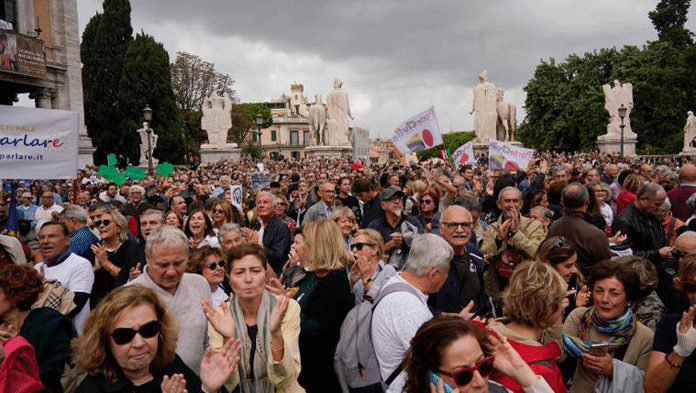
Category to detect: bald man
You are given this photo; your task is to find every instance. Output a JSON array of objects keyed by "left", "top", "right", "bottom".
[
  {"left": 663, "top": 231, "right": 696, "bottom": 313},
  {"left": 667, "top": 164, "right": 696, "bottom": 221}
]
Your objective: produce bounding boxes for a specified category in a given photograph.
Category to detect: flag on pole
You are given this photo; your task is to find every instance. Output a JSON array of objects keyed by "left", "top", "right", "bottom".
[
  {"left": 452, "top": 142, "right": 476, "bottom": 167},
  {"left": 6, "top": 183, "right": 18, "bottom": 237},
  {"left": 391, "top": 106, "right": 444, "bottom": 154},
  {"left": 440, "top": 147, "right": 450, "bottom": 160}
]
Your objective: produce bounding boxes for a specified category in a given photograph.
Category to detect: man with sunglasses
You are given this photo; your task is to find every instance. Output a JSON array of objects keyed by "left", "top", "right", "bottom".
[
  {"left": 429, "top": 205, "right": 491, "bottom": 317},
  {"left": 36, "top": 221, "right": 94, "bottom": 334},
  {"left": 368, "top": 186, "right": 424, "bottom": 270}
]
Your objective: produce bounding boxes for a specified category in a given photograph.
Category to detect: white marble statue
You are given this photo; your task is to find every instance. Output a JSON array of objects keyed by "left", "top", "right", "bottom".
[
  {"left": 601, "top": 79, "right": 635, "bottom": 138},
  {"left": 201, "top": 93, "right": 233, "bottom": 145},
  {"left": 470, "top": 70, "right": 498, "bottom": 141},
  {"left": 496, "top": 88, "right": 517, "bottom": 141},
  {"left": 685, "top": 111, "right": 696, "bottom": 150},
  {"left": 308, "top": 94, "right": 327, "bottom": 145},
  {"left": 326, "top": 79, "right": 353, "bottom": 146},
  {"left": 137, "top": 122, "right": 158, "bottom": 163}
]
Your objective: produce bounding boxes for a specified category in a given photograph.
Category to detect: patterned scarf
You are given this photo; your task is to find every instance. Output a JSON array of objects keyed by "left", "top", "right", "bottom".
[
  {"left": 563, "top": 306, "right": 636, "bottom": 358},
  {"left": 231, "top": 289, "right": 277, "bottom": 393}
]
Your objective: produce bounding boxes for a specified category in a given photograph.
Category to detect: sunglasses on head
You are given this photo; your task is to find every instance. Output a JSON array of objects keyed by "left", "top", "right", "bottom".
[
  {"left": 552, "top": 237, "right": 566, "bottom": 249},
  {"left": 111, "top": 320, "right": 161, "bottom": 345},
  {"left": 94, "top": 219, "right": 111, "bottom": 227},
  {"left": 350, "top": 242, "right": 374, "bottom": 251},
  {"left": 207, "top": 260, "right": 226, "bottom": 270},
  {"left": 436, "top": 356, "right": 494, "bottom": 386}
]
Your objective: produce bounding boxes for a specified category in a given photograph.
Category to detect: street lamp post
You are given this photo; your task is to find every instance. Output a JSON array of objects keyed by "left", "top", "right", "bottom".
[
  {"left": 618, "top": 104, "right": 627, "bottom": 159},
  {"left": 255, "top": 113, "right": 264, "bottom": 160},
  {"left": 143, "top": 104, "right": 154, "bottom": 176}
]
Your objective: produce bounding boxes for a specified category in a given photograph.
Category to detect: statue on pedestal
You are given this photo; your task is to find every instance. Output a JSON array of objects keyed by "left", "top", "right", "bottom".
[
  {"left": 326, "top": 79, "right": 353, "bottom": 146},
  {"left": 137, "top": 122, "right": 158, "bottom": 163},
  {"left": 496, "top": 88, "right": 517, "bottom": 141},
  {"left": 600, "top": 79, "right": 635, "bottom": 139},
  {"left": 685, "top": 111, "right": 696, "bottom": 150},
  {"left": 308, "top": 94, "right": 327, "bottom": 145},
  {"left": 470, "top": 70, "right": 498, "bottom": 141},
  {"left": 201, "top": 93, "right": 233, "bottom": 146}
]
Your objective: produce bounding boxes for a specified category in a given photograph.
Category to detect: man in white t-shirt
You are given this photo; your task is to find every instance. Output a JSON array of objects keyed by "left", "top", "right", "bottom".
[
  {"left": 371, "top": 234, "right": 454, "bottom": 393},
  {"left": 35, "top": 221, "right": 94, "bottom": 334},
  {"left": 34, "top": 190, "right": 63, "bottom": 230}
]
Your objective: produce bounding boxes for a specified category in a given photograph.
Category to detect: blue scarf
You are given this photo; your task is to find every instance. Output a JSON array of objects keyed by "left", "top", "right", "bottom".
[{"left": 563, "top": 306, "right": 636, "bottom": 358}]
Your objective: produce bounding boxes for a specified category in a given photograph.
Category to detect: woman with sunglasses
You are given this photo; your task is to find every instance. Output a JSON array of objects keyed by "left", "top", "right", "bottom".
[
  {"left": 90, "top": 206, "right": 141, "bottom": 306},
  {"left": 536, "top": 237, "right": 589, "bottom": 318},
  {"left": 187, "top": 245, "right": 230, "bottom": 307},
  {"left": 486, "top": 260, "right": 568, "bottom": 392},
  {"left": 211, "top": 200, "right": 235, "bottom": 232},
  {"left": 73, "top": 285, "right": 241, "bottom": 393},
  {"left": 644, "top": 253, "right": 696, "bottom": 393},
  {"left": 415, "top": 187, "right": 441, "bottom": 235},
  {"left": 562, "top": 259, "right": 653, "bottom": 393},
  {"left": 403, "top": 314, "right": 555, "bottom": 393},
  {"left": 0, "top": 264, "right": 75, "bottom": 393},
  {"left": 348, "top": 228, "right": 396, "bottom": 305},
  {"left": 202, "top": 243, "right": 303, "bottom": 393}
]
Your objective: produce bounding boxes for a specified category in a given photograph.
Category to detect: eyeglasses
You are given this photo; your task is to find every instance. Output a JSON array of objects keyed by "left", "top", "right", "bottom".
[
  {"left": 350, "top": 242, "right": 375, "bottom": 251},
  {"left": 110, "top": 320, "right": 161, "bottom": 345},
  {"left": 94, "top": 219, "right": 112, "bottom": 227},
  {"left": 441, "top": 221, "right": 473, "bottom": 230},
  {"left": 672, "top": 249, "right": 688, "bottom": 260},
  {"left": 421, "top": 199, "right": 433, "bottom": 205},
  {"left": 436, "top": 356, "right": 494, "bottom": 387},
  {"left": 680, "top": 281, "right": 696, "bottom": 294},
  {"left": 207, "top": 260, "right": 226, "bottom": 270}
]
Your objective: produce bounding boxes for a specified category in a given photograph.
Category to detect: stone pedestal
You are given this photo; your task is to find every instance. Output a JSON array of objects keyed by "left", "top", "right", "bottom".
[
  {"left": 139, "top": 157, "right": 159, "bottom": 170},
  {"left": 596, "top": 135, "right": 637, "bottom": 156},
  {"left": 304, "top": 145, "right": 352, "bottom": 158},
  {"left": 680, "top": 148, "right": 696, "bottom": 157},
  {"left": 200, "top": 144, "right": 241, "bottom": 163}
]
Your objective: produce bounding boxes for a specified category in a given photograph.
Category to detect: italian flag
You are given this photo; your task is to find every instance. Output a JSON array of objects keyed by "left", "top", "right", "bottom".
[{"left": 440, "top": 147, "right": 450, "bottom": 160}]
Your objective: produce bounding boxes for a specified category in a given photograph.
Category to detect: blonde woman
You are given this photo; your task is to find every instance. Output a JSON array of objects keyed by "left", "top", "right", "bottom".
[
  {"left": 330, "top": 206, "right": 357, "bottom": 254},
  {"left": 293, "top": 219, "right": 353, "bottom": 392},
  {"left": 348, "top": 228, "right": 396, "bottom": 305}
]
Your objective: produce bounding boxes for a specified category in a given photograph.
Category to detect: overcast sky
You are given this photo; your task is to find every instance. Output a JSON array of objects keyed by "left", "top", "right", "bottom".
[{"left": 69, "top": 0, "right": 696, "bottom": 139}]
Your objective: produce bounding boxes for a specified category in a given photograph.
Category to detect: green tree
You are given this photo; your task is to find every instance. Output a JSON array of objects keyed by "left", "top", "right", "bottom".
[
  {"left": 118, "top": 32, "right": 185, "bottom": 164},
  {"left": 649, "top": 0, "right": 695, "bottom": 49},
  {"left": 416, "top": 131, "right": 476, "bottom": 160},
  {"left": 81, "top": 0, "right": 133, "bottom": 165},
  {"left": 228, "top": 103, "right": 272, "bottom": 146}
]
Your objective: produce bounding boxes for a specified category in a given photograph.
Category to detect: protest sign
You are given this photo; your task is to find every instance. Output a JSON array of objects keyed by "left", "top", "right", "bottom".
[
  {"left": 0, "top": 106, "right": 77, "bottom": 179},
  {"left": 251, "top": 172, "right": 270, "bottom": 190},
  {"left": 488, "top": 140, "right": 535, "bottom": 170},
  {"left": 452, "top": 142, "right": 476, "bottom": 168},
  {"left": 391, "top": 106, "right": 443, "bottom": 154},
  {"left": 230, "top": 185, "right": 243, "bottom": 211}
]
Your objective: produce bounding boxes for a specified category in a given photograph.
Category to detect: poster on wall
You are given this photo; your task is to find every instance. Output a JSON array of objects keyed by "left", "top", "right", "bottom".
[{"left": 0, "top": 31, "right": 46, "bottom": 78}]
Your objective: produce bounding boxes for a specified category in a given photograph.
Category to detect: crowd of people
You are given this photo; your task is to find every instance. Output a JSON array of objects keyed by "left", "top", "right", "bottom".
[{"left": 2, "top": 151, "right": 696, "bottom": 392}]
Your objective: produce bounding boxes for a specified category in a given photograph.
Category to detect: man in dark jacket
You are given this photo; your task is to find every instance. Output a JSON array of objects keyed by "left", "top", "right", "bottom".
[
  {"left": 428, "top": 205, "right": 491, "bottom": 317},
  {"left": 548, "top": 183, "right": 614, "bottom": 277},
  {"left": 253, "top": 192, "right": 291, "bottom": 275},
  {"left": 613, "top": 183, "right": 671, "bottom": 265},
  {"left": 352, "top": 178, "right": 384, "bottom": 228}
]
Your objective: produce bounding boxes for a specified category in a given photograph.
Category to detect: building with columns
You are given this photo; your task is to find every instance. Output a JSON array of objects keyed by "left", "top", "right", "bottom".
[{"left": 1, "top": 0, "right": 95, "bottom": 165}]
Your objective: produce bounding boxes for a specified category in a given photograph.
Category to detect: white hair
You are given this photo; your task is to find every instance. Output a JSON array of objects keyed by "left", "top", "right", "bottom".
[
  {"left": 256, "top": 191, "right": 278, "bottom": 207},
  {"left": 145, "top": 225, "right": 189, "bottom": 259},
  {"left": 404, "top": 234, "right": 453, "bottom": 276}
]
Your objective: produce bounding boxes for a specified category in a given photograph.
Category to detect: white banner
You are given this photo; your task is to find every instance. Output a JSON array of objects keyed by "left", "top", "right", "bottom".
[
  {"left": 391, "top": 106, "right": 443, "bottom": 154},
  {"left": 0, "top": 106, "right": 78, "bottom": 179},
  {"left": 230, "top": 185, "right": 243, "bottom": 212},
  {"left": 452, "top": 141, "right": 476, "bottom": 168},
  {"left": 488, "top": 140, "right": 535, "bottom": 171}
]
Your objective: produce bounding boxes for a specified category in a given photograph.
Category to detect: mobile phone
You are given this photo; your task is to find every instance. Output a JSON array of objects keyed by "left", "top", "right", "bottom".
[
  {"left": 589, "top": 342, "right": 620, "bottom": 355},
  {"left": 428, "top": 371, "right": 454, "bottom": 393}
]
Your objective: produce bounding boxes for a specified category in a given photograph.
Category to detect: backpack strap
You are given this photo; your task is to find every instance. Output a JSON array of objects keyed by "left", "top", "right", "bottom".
[{"left": 369, "top": 282, "right": 424, "bottom": 385}]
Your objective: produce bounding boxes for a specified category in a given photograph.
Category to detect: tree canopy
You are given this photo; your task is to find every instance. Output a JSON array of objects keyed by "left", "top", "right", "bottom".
[{"left": 517, "top": 0, "right": 696, "bottom": 154}]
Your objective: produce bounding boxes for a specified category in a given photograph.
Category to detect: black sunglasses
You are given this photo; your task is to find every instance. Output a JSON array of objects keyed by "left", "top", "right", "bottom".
[
  {"left": 208, "top": 260, "right": 226, "bottom": 270},
  {"left": 111, "top": 320, "right": 161, "bottom": 345},
  {"left": 94, "top": 219, "right": 111, "bottom": 227},
  {"left": 350, "top": 242, "right": 375, "bottom": 251},
  {"left": 437, "top": 356, "right": 494, "bottom": 386},
  {"left": 420, "top": 199, "right": 433, "bottom": 205}
]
